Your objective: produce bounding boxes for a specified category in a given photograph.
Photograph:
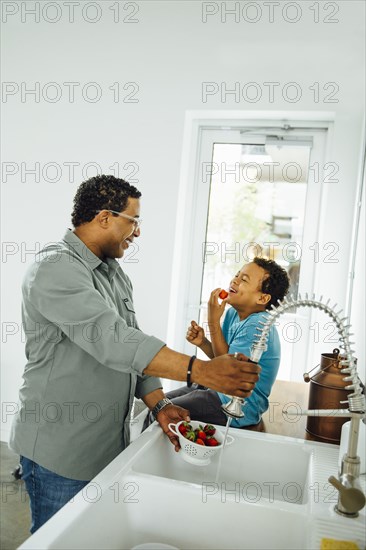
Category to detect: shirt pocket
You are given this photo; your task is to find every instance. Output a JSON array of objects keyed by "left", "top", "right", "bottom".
[{"left": 122, "top": 298, "right": 135, "bottom": 313}]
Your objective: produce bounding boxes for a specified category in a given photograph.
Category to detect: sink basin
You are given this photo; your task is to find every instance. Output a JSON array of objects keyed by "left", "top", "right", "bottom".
[
  {"left": 18, "top": 424, "right": 366, "bottom": 550},
  {"left": 132, "top": 429, "right": 311, "bottom": 505}
]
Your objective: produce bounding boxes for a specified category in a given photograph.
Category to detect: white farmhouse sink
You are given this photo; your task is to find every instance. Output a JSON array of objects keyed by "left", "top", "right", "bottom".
[
  {"left": 132, "top": 431, "right": 311, "bottom": 505},
  {"left": 18, "top": 424, "right": 366, "bottom": 550}
]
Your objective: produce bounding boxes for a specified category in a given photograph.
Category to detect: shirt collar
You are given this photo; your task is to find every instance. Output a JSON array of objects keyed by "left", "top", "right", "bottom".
[
  {"left": 62, "top": 229, "right": 103, "bottom": 270},
  {"left": 62, "top": 230, "right": 120, "bottom": 278}
]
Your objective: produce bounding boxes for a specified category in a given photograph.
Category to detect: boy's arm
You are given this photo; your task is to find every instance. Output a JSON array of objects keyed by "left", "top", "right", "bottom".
[
  {"left": 208, "top": 288, "right": 229, "bottom": 357},
  {"left": 209, "top": 322, "right": 229, "bottom": 357},
  {"left": 199, "top": 337, "right": 215, "bottom": 359},
  {"left": 186, "top": 320, "right": 215, "bottom": 358}
]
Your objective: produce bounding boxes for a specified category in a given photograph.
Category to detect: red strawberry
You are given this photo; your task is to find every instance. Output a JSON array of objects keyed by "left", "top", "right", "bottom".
[
  {"left": 178, "top": 421, "right": 191, "bottom": 436},
  {"left": 203, "top": 424, "right": 216, "bottom": 436},
  {"left": 219, "top": 289, "right": 228, "bottom": 300},
  {"left": 197, "top": 430, "right": 206, "bottom": 440},
  {"left": 196, "top": 438, "right": 205, "bottom": 446},
  {"left": 206, "top": 437, "right": 219, "bottom": 447},
  {"left": 178, "top": 425, "right": 187, "bottom": 436}
]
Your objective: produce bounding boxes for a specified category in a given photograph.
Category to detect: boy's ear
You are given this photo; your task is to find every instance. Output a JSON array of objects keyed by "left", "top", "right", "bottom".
[{"left": 258, "top": 293, "right": 271, "bottom": 306}]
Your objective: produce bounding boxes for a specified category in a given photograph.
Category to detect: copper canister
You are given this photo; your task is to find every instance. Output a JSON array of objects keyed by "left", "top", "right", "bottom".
[{"left": 305, "top": 348, "right": 354, "bottom": 445}]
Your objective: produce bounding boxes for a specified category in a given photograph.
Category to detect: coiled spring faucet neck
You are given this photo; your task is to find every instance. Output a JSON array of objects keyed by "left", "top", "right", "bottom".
[
  {"left": 251, "top": 294, "right": 364, "bottom": 413},
  {"left": 223, "top": 293, "right": 365, "bottom": 517}
]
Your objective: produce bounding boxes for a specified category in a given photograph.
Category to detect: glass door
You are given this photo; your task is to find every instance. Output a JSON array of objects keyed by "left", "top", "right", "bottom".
[{"left": 183, "top": 126, "right": 327, "bottom": 381}]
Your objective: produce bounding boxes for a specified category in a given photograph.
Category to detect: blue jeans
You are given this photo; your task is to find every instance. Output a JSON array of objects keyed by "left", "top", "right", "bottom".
[{"left": 20, "top": 456, "right": 89, "bottom": 534}]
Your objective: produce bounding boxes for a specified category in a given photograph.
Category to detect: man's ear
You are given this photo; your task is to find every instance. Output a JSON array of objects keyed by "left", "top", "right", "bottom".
[
  {"left": 258, "top": 293, "right": 271, "bottom": 306},
  {"left": 95, "top": 210, "right": 110, "bottom": 228}
]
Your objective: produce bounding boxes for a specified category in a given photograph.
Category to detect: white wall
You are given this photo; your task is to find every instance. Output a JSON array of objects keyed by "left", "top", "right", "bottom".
[{"left": 1, "top": 1, "right": 365, "bottom": 440}]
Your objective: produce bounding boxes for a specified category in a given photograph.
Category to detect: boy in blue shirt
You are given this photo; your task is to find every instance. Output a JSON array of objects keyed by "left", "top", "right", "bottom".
[{"left": 166, "top": 257, "right": 290, "bottom": 429}]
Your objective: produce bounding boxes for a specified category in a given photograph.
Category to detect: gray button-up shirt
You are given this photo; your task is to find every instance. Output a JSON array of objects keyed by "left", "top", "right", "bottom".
[{"left": 9, "top": 230, "right": 165, "bottom": 480}]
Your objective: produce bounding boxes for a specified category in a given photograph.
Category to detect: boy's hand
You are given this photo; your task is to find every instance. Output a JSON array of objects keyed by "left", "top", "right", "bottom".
[
  {"left": 208, "top": 288, "right": 228, "bottom": 325},
  {"left": 186, "top": 320, "right": 205, "bottom": 346}
]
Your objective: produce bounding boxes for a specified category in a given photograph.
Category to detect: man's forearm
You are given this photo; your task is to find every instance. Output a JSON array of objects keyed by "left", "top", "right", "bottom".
[
  {"left": 144, "top": 347, "right": 260, "bottom": 398},
  {"left": 209, "top": 322, "right": 229, "bottom": 356},
  {"left": 144, "top": 346, "right": 205, "bottom": 384}
]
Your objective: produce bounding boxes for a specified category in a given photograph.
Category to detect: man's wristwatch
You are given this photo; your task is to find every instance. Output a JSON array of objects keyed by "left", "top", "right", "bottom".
[{"left": 151, "top": 398, "right": 173, "bottom": 419}]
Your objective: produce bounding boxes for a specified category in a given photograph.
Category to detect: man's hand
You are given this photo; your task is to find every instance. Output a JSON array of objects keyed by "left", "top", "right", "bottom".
[
  {"left": 144, "top": 348, "right": 259, "bottom": 397},
  {"left": 194, "top": 354, "right": 260, "bottom": 397},
  {"left": 186, "top": 320, "right": 205, "bottom": 346},
  {"left": 208, "top": 288, "right": 228, "bottom": 325},
  {"left": 156, "top": 404, "right": 190, "bottom": 452}
]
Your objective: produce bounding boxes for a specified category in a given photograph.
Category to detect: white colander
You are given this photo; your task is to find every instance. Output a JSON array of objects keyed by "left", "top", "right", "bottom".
[{"left": 168, "top": 420, "right": 234, "bottom": 466}]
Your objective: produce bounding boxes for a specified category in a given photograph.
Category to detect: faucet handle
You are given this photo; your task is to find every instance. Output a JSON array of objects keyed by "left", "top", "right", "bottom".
[{"left": 328, "top": 475, "right": 366, "bottom": 516}]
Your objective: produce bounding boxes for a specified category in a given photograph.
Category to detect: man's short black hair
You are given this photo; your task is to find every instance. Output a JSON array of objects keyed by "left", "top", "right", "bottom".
[
  {"left": 253, "top": 257, "right": 290, "bottom": 309},
  {"left": 71, "top": 174, "right": 141, "bottom": 227}
]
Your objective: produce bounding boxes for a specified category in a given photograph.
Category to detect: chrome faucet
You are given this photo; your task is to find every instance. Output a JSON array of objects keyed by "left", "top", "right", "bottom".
[
  {"left": 222, "top": 294, "right": 366, "bottom": 518},
  {"left": 221, "top": 352, "right": 251, "bottom": 418}
]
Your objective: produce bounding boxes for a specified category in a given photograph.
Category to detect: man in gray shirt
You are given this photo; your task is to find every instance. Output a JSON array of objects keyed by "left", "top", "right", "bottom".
[{"left": 9, "top": 174, "right": 260, "bottom": 533}]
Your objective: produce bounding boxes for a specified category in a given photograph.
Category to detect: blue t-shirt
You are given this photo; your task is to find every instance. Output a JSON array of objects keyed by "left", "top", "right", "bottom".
[{"left": 217, "top": 308, "right": 281, "bottom": 428}]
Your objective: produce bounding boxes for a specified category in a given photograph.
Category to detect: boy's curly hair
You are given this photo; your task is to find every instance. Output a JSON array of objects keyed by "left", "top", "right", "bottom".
[
  {"left": 253, "top": 257, "right": 290, "bottom": 309},
  {"left": 71, "top": 174, "right": 141, "bottom": 227}
]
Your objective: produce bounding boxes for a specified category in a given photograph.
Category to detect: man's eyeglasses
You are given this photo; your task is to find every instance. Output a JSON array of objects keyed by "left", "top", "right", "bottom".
[{"left": 96, "top": 210, "right": 142, "bottom": 229}]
